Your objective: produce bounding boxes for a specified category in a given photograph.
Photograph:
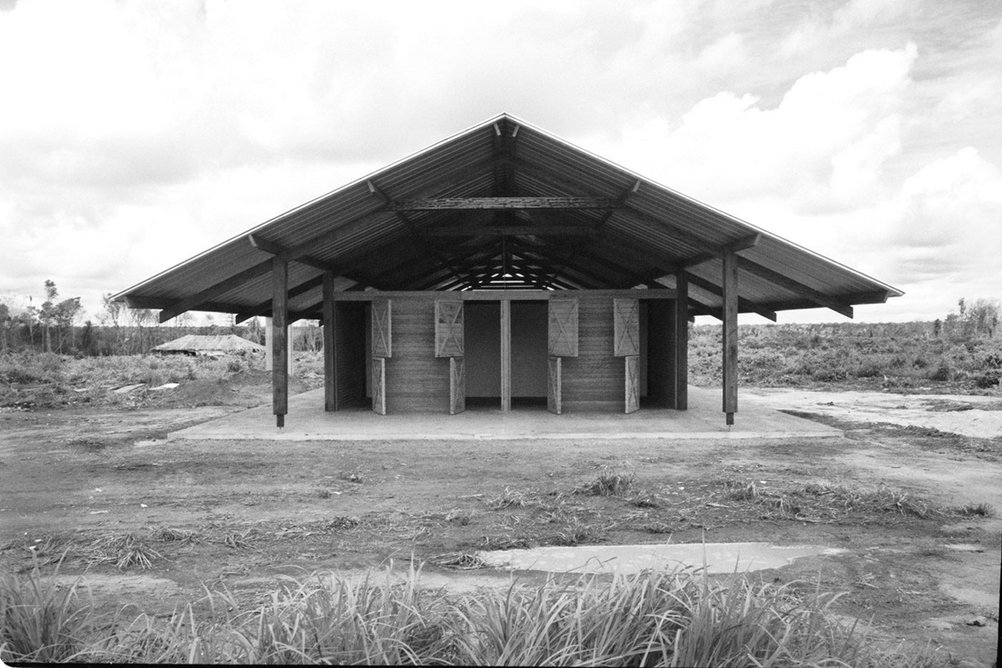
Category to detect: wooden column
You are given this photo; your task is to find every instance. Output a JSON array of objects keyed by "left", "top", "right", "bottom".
[
  {"left": 722, "top": 253, "right": 738, "bottom": 425},
  {"left": 674, "top": 272, "right": 689, "bottom": 410},
  {"left": 500, "top": 299, "right": 511, "bottom": 412},
  {"left": 322, "top": 271, "right": 336, "bottom": 412},
  {"left": 272, "top": 257, "right": 289, "bottom": 428}
]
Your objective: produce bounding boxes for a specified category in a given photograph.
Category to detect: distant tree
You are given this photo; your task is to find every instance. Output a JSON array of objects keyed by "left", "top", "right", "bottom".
[
  {"left": 0, "top": 301, "right": 10, "bottom": 351},
  {"left": 101, "top": 293, "right": 124, "bottom": 353},
  {"left": 944, "top": 297, "right": 1000, "bottom": 340},
  {"left": 966, "top": 298, "right": 999, "bottom": 338},
  {"left": 55, "top": 297, "right": 82, "bottom": 352},
  {"left": 39, "top": 280, "right": 59, "bottom": 352}
]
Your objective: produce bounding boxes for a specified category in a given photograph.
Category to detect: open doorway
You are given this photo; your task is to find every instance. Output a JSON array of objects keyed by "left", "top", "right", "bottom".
[
  {"left": 510, "top": 300, "right": 548, "bottom": 409},
  {"left": 464, "top": 301, "right": 500, "bottom": 409},
  {"left": 463, "top": 300, "right": 548, "bottom": 410},
  {"left": 332, "top": 301, "right": 369, "bottom": 408}
]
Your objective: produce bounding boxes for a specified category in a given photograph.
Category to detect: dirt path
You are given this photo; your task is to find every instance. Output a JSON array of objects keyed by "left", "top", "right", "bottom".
[{"left": 1, "top": 390, "right": 1000, "bottom": 664}]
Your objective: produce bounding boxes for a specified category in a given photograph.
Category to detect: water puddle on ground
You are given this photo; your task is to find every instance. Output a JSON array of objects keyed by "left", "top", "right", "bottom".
[{"left": 478, "top": 542, "right": 845, "bottom": 575}]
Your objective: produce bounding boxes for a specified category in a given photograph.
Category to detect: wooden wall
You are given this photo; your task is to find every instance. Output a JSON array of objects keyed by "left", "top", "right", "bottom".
[
  {"left": 384, "top": 297, "right": 451, "bottom": 413},
  {"left": 560, "top": 296, "right": 625, "bottom": 412}
]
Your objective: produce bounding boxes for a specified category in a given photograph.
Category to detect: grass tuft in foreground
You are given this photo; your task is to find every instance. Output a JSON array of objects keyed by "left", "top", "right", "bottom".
[
  {"left": 2, "top": 562, "right": 944, "bottom": 666},
  {"left": 0, "top": 560, "right": 92, "bottom": 663}
]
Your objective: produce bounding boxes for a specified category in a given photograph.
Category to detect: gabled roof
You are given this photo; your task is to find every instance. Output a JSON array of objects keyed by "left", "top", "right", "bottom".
[{"left": 114, "top": 113, "right": 902, "bottom": 322}]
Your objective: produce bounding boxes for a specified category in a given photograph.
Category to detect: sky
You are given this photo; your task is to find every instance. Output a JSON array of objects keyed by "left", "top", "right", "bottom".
[{"left": 1, "top": 0, "right": 1000, "bottom": 325}]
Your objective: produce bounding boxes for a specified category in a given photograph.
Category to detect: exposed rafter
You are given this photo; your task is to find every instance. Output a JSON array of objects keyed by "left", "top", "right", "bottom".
[{"left": 736, "top": 257, "right": 854, "bottom": 318}]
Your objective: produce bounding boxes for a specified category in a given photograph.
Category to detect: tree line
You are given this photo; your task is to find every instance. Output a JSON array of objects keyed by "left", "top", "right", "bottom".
[{"left": 0, "top": 281, "right": 333, "bottom": 356}]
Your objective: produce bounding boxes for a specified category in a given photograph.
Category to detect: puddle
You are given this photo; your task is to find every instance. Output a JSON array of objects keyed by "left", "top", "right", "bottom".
[
  {"left": 478, "top": 542, "right": 844, "bottom": 575},
  {"left": 134, "top": 439, "right": 167, "bottom": 448}
]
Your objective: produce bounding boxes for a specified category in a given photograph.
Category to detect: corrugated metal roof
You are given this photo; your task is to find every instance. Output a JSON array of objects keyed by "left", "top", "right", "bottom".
[{"left": 114, "top": 113, "right": 902, "bottom": 321}]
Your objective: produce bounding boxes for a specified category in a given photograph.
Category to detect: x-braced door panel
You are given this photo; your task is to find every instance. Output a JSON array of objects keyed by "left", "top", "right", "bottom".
[
  {"left": 547, "top": 298, "right": 577, "bottom": 415},
  {"left": 613, "top": 298, "right": 640, "bottom": 357},
  {"left": 436, "top": 300, "right": 465, "bottom": 414},
  {"left": 371, "top": 299, "right": 391, "bottom": 414}
]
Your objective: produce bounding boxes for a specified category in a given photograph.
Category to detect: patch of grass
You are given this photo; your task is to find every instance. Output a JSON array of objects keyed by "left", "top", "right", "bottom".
[
  {"left": 575, "top": 470, "right": 635, "bottom": 496},
  {"left": 0, "top": 561, "right": 92, "bottom": 663},
  {"left": 4, "top": 564, "right": 945, "bottom": 666},
  {"left": 959, "top": 502, "right": 994, "bottom": 517},
  {"left": 551, "top": 516, "right": 594, "bottom": 546}
]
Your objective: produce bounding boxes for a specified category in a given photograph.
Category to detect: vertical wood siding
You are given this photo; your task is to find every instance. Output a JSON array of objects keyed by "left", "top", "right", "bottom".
[
  {"left": 561, "top": 296, "right": 624, "bottom": 412},
  {"left": 384, "top": 297, "right": 451, "bottom": 413}
]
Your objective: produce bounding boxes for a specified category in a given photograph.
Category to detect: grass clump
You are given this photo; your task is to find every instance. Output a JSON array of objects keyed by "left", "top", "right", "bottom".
[
  {"left": 3, "top": 563, "right": 942, "bottom": 666},
  {"left": 576, "top": 470, "right": 635, "bottom": 497},
  {"left": 959, "top": 502, "right": 994, "bottom": 517},
  {"left": 0, "top": 562, "right": 91, "bottom": 664}
]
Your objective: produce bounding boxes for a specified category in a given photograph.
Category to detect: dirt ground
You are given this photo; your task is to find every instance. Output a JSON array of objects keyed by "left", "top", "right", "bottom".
[{"left": 1, "top": 385, "right": 1000, "bottom": 665}]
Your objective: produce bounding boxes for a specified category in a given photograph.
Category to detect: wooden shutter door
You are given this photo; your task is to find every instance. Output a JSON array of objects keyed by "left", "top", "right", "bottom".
[
  {"left": 370, "top": 299, "right": 391, "bottom": 414},
  {"left": 547, "top": 357, "right": 562, "bottom": 414},
  {"left": 614, "top": 298, "right": 640, "bottom": 357},
  {"left": 372, "top": 357, "right": 386, "bottom": 415},
  {"left": 548, "top": 299, "right": 579, "bottom": 357},
  {"left": 371, "top": 299, "right": 392, "bottom": 359},
  {"left": 625, "top": 355, "right": 639, "bottom": 414},
  {"left": 449, "top": 357, "right": 465, "bottom": 415},
  {"left": 436, "top": 300, "right": 465, "bottom": 414},
  {"left": 435, "top": 300, "right": 464, "bottom": 357}
]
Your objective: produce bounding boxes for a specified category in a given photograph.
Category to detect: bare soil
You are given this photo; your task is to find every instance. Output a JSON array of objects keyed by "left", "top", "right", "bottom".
[{"left": 1, "top": 385, "right": 1000, "bottom": 665}]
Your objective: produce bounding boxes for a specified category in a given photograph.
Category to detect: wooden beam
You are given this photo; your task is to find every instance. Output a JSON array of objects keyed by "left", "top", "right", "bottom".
[
  {"left": 735, "top": 257, "right": 853, "bottom": 318},
  {"left": 158, "top": 260, "right": 273, "bottom": 323},
  {"left": 674, "top": 271, "right": 689, "bottom": 410},
  {"left": 272, "top": 257, "right": 289, "bottom": 428},
  {"left": 329, "top": 289, "right": 676, "bottom": 301},
  {"left": 500, "top": 299, "right": 511, "bottom": 412},
  {"left": 722, "top": 252, "right": 738, "bottom": 426},
  {"left": 235, "top": 273, "right": 326, "bottom": 324},
  {"left": 684, "top": 273, "right": 778, "bottom": 322},
  {"left": 367, "top": 180, "right": 470, "bottom": 287},
  {"left": 322, "top": 271, "right": 336, "bottom": 412},
  {"left": 248, "top": 234, "right": 332, "bottom": 272},
  {"left": 389, "top": 196, "right": 622, "bottom": 211},
  {"left": 422, "top": 225, "right": 596, "bottom": 236}
]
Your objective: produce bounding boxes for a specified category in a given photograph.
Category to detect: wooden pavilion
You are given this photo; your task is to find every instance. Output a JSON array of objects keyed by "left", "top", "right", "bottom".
[{"left": 114, "top": 114, "right": 902, "bottom": 427}]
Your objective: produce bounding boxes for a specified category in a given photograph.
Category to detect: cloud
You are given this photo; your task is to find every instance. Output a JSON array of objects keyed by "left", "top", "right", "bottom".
[{"left": 598, "top": 43, "right": 917, "bottom": 208}]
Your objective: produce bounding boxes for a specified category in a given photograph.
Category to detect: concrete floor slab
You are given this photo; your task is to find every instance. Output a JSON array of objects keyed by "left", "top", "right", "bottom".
[{"left": 169, "top": 386, "right": 842, "bottom": 441}]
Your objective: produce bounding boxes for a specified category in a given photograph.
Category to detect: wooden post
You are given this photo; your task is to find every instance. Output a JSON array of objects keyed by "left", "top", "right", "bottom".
[
  {"left": 722, "top": 253, "right": 738, "bottom": 425},
  {"left": 272, "top": 257, "right": 289, "bottom": 428},
  {"left": 674, "top": 272, "right": 689, "bottom": 410},
  {"left": 322, "top": 271, "right": 336, "bottom": 412},
  {"left": 500, "top": 299, "right": 511, "bottom": 412}
]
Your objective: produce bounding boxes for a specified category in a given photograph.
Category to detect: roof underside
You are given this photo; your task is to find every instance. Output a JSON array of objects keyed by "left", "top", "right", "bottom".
[{"left": 114, "top": 113, "right": 902, "bottom": 323}]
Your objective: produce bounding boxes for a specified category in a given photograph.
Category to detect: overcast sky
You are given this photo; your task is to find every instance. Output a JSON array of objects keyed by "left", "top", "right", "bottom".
[{"left": 1, "top": 0, "right": 999, "bottom": 325}]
